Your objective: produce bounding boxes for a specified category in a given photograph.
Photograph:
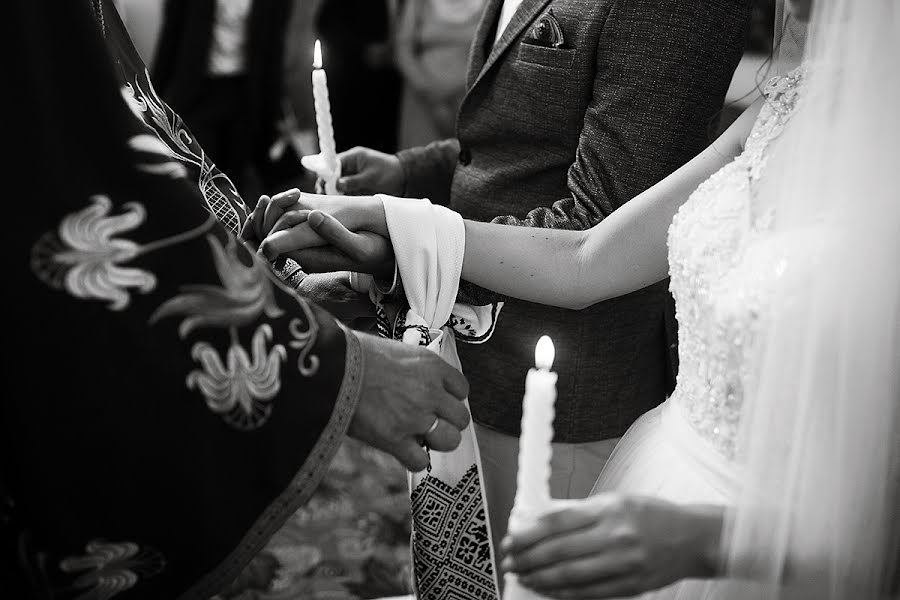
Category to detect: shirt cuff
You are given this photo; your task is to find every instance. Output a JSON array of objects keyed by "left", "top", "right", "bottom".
[
  {"left": 348, "top": 266, "right": 399, "bottom": 296},
  {"left": 274, "top": 257, "right": 306, "bottom": 289},
  {"left": 373, "top": 264, "right": 400, "bottom": 295}
]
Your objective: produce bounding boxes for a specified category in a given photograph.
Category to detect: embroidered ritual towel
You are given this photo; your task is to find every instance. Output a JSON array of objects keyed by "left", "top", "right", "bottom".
[{"left": 371, "top": 195, "right": 502, "bottom": 600}]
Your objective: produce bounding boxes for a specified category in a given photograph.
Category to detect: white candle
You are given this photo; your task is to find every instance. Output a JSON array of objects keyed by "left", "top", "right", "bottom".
[
  {"left": 503, "top": 336, "right": 557, "bottom": 600},
  {"left": 310, "top": 39, "right": 340, "bottom": 194}
]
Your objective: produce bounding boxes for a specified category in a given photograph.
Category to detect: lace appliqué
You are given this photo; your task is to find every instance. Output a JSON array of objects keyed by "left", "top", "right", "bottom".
[
  {"left": 411, "top": 464, "right": 496, "bottom": 600},
  {"left": 666, "top": 66, "right": 807, "bottom": 458}
]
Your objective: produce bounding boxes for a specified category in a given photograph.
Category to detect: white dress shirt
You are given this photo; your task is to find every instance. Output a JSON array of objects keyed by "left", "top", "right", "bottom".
[
  {"left": 494, "top": 0, "right": 525, "bottom": 44},
  {"left": 207, "top": 0, "right": 252, "bottom": 76}
]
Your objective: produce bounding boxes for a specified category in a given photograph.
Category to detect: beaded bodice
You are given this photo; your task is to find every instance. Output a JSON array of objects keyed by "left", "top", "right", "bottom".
[{"left": 667, "top": 66, "right": 807, "bottom": 458}]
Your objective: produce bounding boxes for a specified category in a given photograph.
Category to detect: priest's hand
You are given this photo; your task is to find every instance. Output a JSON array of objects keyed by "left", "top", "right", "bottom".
[
  {"left": 350, "top": 332, "right": 470, "bottom": 472},
  {"left": 500, "top": 494, "right": 724, "bottom": 599},
  {"left": 315, "top": 146, "right": 405, "bottom": 196}
]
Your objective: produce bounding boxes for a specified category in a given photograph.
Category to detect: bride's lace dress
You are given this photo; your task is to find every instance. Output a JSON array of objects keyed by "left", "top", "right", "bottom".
[{"left": 590, "top": 65, "right": 808, "bottom": 598}]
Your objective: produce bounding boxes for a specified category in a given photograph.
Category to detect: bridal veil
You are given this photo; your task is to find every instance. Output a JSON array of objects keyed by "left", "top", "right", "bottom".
[{"left": 722, "top": 0, "right": 900, "bottom": 597}]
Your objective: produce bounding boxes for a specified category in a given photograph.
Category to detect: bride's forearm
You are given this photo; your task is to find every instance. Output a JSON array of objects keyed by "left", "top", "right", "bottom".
[
  {"left": 462, "top": 221, "right": 588, "bottom": 308},
  {"left": 460, "top": 139, "right": 738, "bottom": 309},
  {"left": 355, "top": 103, "right": 758, "bottom": 308}
]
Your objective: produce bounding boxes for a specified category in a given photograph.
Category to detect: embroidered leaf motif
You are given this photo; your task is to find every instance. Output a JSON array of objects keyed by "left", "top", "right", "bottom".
[
  {"left": 151, "top": 235, "right": 283, "bottom": 337},
  {"left": 120, "top": 83, "right": 147, "bottom": 118},
  {"left": 187, "top": 324, "right": 287, "bottom": 430},
  {"left": 148, "top": 234, "right": 320, "bottom": 427},
  {"left": 289, "top": 317, "right": 320, "bottom": 377},
  {"left": 30, "top": 196, "right": 155, "bottom": 310},
  {"left": 127, "top": 133, "right": 188, "bottom": 179},
  {"left": 60, "top": 540, "right": 164, "bottom": 600}
]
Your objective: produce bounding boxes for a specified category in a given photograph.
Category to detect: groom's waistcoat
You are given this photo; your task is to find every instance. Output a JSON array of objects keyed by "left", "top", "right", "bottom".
[{"left": 398, "top": 0, "right": 751, "bottom": 442}]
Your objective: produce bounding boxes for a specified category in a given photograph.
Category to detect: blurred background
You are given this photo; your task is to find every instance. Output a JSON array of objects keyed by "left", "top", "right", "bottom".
[
  {"left": 115, "top": 1, "right": 777, "bottom": 598},
  {"left": 118, "top": 0, "right": 776, "bottom": 201}
]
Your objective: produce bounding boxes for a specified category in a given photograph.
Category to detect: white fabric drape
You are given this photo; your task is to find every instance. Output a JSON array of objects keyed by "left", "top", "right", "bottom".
[{"left": 370, "top": 194, "right": 503, "bottom": 600}]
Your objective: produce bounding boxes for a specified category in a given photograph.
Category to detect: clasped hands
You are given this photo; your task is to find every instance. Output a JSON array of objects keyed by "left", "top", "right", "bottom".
[
  {"left": 241, "top": 187, "right": 395, "bottom": 278},
  {"left": 240, "top": 187, "right": 465, "bottom": 474},
  {"left": 241, "top": 147, "right": 405, "bottom": 277}
]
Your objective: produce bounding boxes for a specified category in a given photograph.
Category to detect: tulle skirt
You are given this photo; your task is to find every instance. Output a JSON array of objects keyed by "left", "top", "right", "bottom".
[{"left": 589, "top": 398, "right": 763, "bottom": 599}]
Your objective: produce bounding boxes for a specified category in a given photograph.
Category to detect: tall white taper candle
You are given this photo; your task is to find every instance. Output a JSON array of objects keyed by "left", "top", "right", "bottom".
[
  {"left": 310, "top": 39, "right": 340, "bottom": 194},
  {"left": 503, "top": 335, "right": 557, "bottom": 600}
]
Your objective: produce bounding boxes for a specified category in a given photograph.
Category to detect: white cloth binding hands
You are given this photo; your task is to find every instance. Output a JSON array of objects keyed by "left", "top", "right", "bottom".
[
  {"left": 356, "top": 194, "right": 503, "bottom": 600},
  {"left": 350, "top": 194, "right": 503, "bottom": 344}
]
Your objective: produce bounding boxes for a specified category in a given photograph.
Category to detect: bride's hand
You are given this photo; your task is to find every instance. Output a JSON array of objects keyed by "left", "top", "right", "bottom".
[
  {"left": 247, "top": 190, "right": 388, "bottom": 241},
  {"left": 286, "top": 192, "right": 388, "bottom": 237},
  {"left": 501, "top": 494, "right": 724, "bottom": 599},
  {"left": 313, "top": 192, "right": 387, "bottom": 233}
]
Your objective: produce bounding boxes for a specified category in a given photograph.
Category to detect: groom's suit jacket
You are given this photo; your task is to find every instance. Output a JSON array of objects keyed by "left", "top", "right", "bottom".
[{"left": 397, "top": 0, "right": 751, "bottom": 442}]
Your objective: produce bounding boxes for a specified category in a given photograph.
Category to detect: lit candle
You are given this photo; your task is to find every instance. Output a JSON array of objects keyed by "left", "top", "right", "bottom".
[
  {"left": 503, "top": 336, "right": 557, "bottom": 600},
  {"left": 303, "top": 39, "right": 341, "bottom": 194}
]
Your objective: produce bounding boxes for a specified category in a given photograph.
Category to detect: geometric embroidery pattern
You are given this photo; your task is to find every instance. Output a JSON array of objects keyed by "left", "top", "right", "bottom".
[{"left": 411, "top": 464, "right": 496, "bottom": 600}]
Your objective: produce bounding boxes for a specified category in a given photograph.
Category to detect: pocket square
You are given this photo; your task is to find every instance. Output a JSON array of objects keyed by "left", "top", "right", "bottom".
[{"left": 526, "top": 10, "right": 565, "bottom": 48}]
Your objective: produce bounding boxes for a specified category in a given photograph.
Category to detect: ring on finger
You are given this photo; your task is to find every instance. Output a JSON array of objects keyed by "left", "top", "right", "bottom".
[{"left": 415, "top": 417, "right": 441, "bottom": 447}]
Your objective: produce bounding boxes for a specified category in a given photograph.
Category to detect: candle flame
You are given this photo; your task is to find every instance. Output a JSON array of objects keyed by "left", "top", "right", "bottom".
[
  {"left": 313, "top": 40, "right": 323, "bottom": 69},
  {"left": 535, "top": 335, "right": 555, "bottom": 370}
]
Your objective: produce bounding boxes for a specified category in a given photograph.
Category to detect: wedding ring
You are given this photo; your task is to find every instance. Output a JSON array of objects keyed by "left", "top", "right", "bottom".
[{"left": 425, "top": 417, "right": 440, "bottom": 436}]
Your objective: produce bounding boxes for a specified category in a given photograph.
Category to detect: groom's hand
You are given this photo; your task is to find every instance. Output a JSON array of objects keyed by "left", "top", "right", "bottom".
[
  {"left": 316, "top": 146, "right": 405, "bottom": 196},
  {"left": 501, "top": 494, "right": 723, "bottom": 599},
  {"left": 260, "top": 211, "right": 395, "bottom": 277},
  {"left": 351, "top": 332, "right": 470, "bottom": 472}
]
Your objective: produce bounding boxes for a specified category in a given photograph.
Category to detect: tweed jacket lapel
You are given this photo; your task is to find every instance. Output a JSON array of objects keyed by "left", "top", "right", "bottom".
[
  {"left": 465, "top": 0, "right": 503, "bottom": 88},
  {"left": 468, "top": 0, "right": 553, "bottom": 91}
]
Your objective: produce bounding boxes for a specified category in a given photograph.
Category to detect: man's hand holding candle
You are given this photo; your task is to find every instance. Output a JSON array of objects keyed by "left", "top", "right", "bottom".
[{"left": 314, "top": 146, "right": 406, "bottom": 196}]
